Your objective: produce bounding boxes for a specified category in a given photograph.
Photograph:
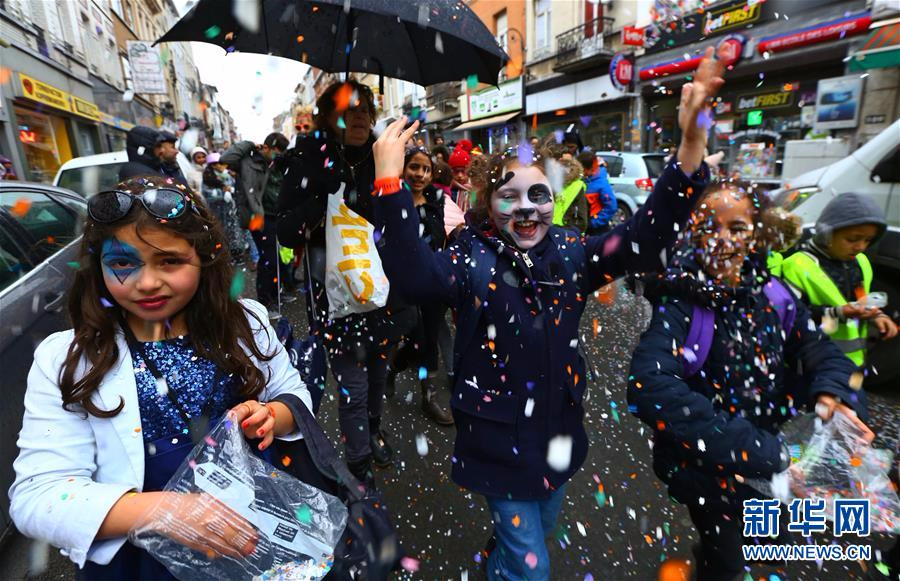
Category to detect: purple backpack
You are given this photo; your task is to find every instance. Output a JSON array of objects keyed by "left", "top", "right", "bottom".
[{"left": 683, "top": 277, "right": 797, "bottom": 377}]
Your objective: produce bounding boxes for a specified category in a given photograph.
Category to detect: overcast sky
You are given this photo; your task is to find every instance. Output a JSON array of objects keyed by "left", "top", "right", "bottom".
[{"left": 173, "top": 0, "right": 310, "bottom": 143}]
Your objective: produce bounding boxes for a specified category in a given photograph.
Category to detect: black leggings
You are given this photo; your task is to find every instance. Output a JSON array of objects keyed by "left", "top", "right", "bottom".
[{"left": 393, "top": 305, "right": 444, "bottom": 375}]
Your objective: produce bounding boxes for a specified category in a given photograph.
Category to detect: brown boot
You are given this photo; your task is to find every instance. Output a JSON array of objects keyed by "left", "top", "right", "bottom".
[{"left": 421, "top": 379, "right": 454, "bottom": 426}]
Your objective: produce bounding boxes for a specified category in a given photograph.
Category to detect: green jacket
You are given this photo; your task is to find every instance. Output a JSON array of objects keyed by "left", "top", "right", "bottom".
[
  {"left": 552, "top": 179, "right": 588, "bottom": 233},
  {"left": 781, "top": 251, "right": 873, "bottom": 367}
]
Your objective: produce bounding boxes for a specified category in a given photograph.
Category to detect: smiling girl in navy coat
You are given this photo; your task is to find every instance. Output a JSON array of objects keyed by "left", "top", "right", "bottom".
[
  {"left": 368, "top": 48, "right": 726, "bottom": 581},
  {"left": 627, "top": 181, "right": 873, "bottom": 580}
]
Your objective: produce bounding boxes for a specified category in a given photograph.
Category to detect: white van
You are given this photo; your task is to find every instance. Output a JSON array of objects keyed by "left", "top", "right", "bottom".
[
  {"left": 53, "top": 150, "right": 193, "bottom": 198},
  {"left": 774, "top": 120, "right": 900, "bottom": 390}
]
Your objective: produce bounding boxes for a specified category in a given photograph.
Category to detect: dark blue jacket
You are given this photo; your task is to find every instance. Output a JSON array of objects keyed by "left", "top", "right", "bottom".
[
  {"left": 627, "top": 253, "right": 865, "bottom": 509},
  {"left": 373, "top": 157, "right": 709, "bottom": 500}
]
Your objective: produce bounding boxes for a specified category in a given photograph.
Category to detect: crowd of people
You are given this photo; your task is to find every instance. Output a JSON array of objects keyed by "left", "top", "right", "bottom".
[{"left": 7, "top": 46, "right": 899, "bottom": 581}]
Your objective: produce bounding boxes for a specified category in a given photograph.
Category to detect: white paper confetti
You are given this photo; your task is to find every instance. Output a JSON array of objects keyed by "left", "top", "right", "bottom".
[{"left": 546, "top": 435, "right": 573, "bottom": 472}]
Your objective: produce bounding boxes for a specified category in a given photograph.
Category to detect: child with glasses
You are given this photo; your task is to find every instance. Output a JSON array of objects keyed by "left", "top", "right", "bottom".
[{"left": 9, "top": 176, "right": 313, "bottom": 578}]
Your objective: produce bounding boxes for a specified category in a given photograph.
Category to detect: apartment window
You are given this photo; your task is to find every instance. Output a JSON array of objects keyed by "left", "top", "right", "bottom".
[
  {"left": 44, "top": 1, "right": 65, "bottom": 43},
  {"left": 534, "top": 0, "right": 551, "bottom": 50},
  {"left": 495, "top": 10, "right": 508, "bottom": 52},
  {"left": 109, "top": 0, "right": 123, "bottom": 17},
  {"left": 124, "top": 1, "right": 134, "bottom": 26}
]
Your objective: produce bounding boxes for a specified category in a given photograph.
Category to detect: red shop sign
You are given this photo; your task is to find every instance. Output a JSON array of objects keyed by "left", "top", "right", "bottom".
[
  {"left": 757, "top": 12, "right": 872, "bottom": 55},
  {"left": 610, "top": 53, "right": 634, "bottom": 91},
  {"left": 638, "top": 34, "right": 744, "bottom": 81},
  {"left": 622, "top": 26, "right": 644, "bottom": 47}
]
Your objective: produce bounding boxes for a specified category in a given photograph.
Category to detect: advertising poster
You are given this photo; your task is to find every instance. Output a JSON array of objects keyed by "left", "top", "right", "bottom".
[
  {"left": 127, "top": 40, "right": 168, "bottom": 95},
  {"left": 814, "top": 75, "right": 865, "bottom": 131}
]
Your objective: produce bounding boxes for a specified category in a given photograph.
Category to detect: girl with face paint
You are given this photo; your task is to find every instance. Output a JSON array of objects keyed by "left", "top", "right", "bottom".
[
  {"left": 371, "top": 46, "right": 726, "bottom": 579},
  {"left": 10, "top": 176, "right": 315, "bottom": 577},
  {"left": 628, "top": 181, "right": 874, "bottom": 579}
]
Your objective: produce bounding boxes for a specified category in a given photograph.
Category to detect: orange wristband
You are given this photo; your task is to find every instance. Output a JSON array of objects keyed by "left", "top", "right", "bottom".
[{"left": 372, "top": 177, "right": 403, "bottom": 196}]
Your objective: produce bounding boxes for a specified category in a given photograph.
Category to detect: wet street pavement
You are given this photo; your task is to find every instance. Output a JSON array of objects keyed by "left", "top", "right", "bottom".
[{"left": 2, "top": 275, "right": 897, "bottom": 580}]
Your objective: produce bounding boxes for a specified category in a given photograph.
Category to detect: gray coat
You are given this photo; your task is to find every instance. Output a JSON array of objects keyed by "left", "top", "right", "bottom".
[{"left": 220, "top": 140, "right": 269, "bottom": 225}]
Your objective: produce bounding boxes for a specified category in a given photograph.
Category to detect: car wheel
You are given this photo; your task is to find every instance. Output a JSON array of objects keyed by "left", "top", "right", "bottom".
[
  {"left": 611, "top": 202, "right": 632, "bottom": 225},
  {"left": 864, "top": 273, "right": 900, "bottom": 393}
]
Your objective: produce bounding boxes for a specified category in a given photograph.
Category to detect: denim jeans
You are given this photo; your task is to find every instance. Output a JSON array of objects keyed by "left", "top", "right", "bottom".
[
  {"left": 330, "top": 346, "right": 389, "bottom": 464},
  {"left": 484, "top": 484, "right": 567, "bottom": 580}
]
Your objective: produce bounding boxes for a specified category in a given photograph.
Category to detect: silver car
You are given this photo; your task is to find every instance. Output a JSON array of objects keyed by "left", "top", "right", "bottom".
[
  {"left": 595, "top": 152, "right": 667, "bottom": 223},
  {"left": 0, "top": 181, "right": 86, "bottom": 544}
]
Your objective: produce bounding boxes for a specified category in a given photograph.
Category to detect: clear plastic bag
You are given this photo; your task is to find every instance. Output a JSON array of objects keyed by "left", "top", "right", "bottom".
[
  {"left": 746, "top": 411, "right": 900, "bottom": 533},
  {"left": 129, "top": 415, "right": 348, "bottom": 580}
]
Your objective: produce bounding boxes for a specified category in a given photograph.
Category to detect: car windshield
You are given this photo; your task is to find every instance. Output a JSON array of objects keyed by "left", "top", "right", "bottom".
[
  {"left": 56, "top": 163, "right": 124, "bottom": 198},
  {"left": 642, "top": 155, "right": 666, "bottom": 179}
]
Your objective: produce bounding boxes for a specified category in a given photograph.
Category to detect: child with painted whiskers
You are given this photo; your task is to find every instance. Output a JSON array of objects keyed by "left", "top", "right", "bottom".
[
  {"left": 627, "top": 181, "right": 873, "bottom": 580},
  {"left": 9, "top": 176, "right": 312, "bottom": 579},
  {"left": 370, "top": 46, "right": 725, "bottom": 581}
]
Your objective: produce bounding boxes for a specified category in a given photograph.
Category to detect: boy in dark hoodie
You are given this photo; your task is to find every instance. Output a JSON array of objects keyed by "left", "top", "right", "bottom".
[{"left": 781, "top": 193, "right": 897, "bottom": 370}]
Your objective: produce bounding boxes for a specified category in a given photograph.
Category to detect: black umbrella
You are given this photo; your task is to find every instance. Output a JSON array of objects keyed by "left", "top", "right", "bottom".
[{"left": 156, "top": 0, "right": 508, "bottom": 87}]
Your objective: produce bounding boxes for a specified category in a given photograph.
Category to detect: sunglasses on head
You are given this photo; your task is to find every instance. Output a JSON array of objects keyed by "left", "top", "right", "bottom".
[{"left": 88, "top": 188, "right": 196, "bottom": 223}]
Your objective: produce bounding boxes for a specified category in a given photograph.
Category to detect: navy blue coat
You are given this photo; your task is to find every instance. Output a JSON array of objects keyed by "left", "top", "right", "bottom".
[
  {"left": 627, "top": 255, "right": 865, "bottom": 509},
  {"left": 373, "top": 158, "right": 709, "bottom": 500}
]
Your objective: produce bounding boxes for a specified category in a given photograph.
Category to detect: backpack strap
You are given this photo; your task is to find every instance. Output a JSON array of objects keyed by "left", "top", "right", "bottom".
[
  {"left": 763, "top": 276, "right": 796, "bottom": 336},
  {"left": 682, "top": 276, "right": 798, "bottom": 377},
  {"left": 683, "top": 304, "right": 715, "bottom": 378}
]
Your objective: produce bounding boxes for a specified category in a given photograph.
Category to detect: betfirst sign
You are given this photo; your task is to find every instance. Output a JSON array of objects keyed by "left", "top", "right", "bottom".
[
  {"left": 736, "top": 90, "right": 794, "bottom": 111},
  {"left": 704, "top": 1, "right": 763, "bottom": 36}
]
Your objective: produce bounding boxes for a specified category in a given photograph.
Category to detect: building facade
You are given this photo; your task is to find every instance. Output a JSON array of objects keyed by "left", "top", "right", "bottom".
[{"left": 0, "top": 0, "right": 233, "bottom": 181}]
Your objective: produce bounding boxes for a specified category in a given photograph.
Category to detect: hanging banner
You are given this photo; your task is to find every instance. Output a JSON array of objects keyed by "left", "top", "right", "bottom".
[{"left": 127, "top": 41, "right": 168, "bottom": 95}]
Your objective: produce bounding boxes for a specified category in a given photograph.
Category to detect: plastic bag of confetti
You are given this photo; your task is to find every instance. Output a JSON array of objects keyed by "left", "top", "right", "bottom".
[
  {"left": 129, "top": 415, "right": 348, "bottom": 580},
  {"left": 745, "top": 412, "right": 900, "bottom": 533}
]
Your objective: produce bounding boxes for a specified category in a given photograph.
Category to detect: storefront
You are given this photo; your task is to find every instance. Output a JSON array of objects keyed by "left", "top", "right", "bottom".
[
  {"left": 525, "top": 71, "right": 632, "bottom": 152},
  {"left": 452, "top": 78, "right": 523, "bottom": 153},
  {"left": 7, "top": 72, "right": 102, "bottom": 183},
  {"left": 635, "top": 0, "right": 871, "bottom": 181}
]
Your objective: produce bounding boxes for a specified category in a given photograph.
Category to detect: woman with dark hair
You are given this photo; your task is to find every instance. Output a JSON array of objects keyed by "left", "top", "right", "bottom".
[
  {"left": 385, "top": 148, "right": 456, "bottom": 425},
  {"left": 10, "top": 175, "right": 312, "bottom": 577},
  {"left": 276, "top": 80, "right": 416, "bottom": 484}
]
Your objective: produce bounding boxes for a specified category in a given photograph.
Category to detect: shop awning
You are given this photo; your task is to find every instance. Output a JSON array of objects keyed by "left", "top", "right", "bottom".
[
  {"left": 849, "top": 22, "right": 900, "bottom": 71},
  {"left": 452, "top": 111, "right": 520, "bottom": 132}
]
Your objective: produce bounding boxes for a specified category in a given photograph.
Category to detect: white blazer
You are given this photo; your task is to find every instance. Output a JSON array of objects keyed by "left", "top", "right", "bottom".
[{"left": 9, "top": 299, "right": 313, "bottom": 568}]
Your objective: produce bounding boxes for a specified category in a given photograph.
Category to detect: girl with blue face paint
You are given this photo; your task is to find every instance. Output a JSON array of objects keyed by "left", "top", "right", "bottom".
[{"left": 10, "top": 176, "right": 314, "bottom": 578}]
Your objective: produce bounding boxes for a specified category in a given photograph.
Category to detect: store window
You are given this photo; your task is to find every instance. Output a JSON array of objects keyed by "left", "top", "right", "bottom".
[
  {"left": 534, "top": 0, "right": 551, "bottom": 52},
  {"left": 14, "top": 108, "right": 72, "bottom": 184}
]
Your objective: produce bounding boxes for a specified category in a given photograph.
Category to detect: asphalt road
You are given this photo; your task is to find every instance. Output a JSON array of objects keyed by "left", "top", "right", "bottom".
[{"left": 1, "top": 275, "right": 897, "bottom": 580}]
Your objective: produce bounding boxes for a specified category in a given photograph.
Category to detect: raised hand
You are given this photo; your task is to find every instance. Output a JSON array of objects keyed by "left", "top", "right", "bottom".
[
  {"left": 373, "top": 116, "right": 420, "bottom": 181},
  {"left": 677, "top": 46, "right": 727, "bottom": 174}
]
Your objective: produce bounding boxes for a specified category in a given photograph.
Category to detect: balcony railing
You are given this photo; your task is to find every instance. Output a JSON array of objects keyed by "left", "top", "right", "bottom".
[{"left": 554, "top": 16, "right": 616, "bottom": 73}]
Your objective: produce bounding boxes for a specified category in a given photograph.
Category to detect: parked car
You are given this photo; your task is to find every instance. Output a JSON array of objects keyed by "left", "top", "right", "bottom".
[
  {"left": 773, "top": 119, "right": 900, "bottom": 391},
  {"left": 595, "top": 151, "right": 667, "bottom": 223},
  {"left": 0, "top": 182, "right": 86, "bottom": 544},
  {"left": 53, "top": 150, "right": 193, "bottom": 198}
]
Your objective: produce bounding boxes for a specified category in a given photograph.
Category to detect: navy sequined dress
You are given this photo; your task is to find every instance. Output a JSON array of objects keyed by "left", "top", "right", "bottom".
[{"left": 79, "top": 337, "right": 238, "bottom": 581}]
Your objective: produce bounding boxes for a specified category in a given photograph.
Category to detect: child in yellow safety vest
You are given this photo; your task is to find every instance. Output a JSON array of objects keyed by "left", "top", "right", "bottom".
[
  {"left": 551, "top": 154, "right": 589, "bottom": 233},
  {"left": 780, "top": 193, "right": 898, "bottom": 370}
]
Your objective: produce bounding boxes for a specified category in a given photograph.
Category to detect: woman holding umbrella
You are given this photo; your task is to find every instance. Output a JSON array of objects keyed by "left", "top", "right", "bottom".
[{"left": 276, "top": 80, "right": 416, "bottom": 487}]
